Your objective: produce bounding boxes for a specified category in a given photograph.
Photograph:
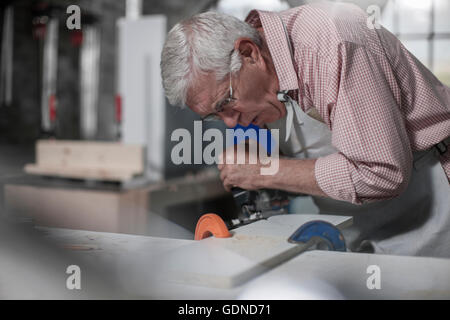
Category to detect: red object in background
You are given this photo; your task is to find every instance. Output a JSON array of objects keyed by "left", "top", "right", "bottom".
[
  {"left": 32, "top": 22, "right": 46, "bottom": 40},
  {"left": 49, "top": 94, "right": 56, "bottom": 122},
  {"left": 70, "top": 30, "right": 83, "bottom": 47},
  {"left": 115, "top": 95, "right": 122, "bottom": 123}
]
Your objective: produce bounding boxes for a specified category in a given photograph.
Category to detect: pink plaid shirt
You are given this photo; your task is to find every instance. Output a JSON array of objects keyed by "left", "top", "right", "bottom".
[{"left": 246, "top": 2, "right": 450, "bottom": 204}]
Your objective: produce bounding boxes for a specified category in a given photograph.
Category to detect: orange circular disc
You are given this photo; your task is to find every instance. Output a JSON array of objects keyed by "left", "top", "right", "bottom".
[{"left": 194, "top": 213, "right": 231, "bottom": 240}]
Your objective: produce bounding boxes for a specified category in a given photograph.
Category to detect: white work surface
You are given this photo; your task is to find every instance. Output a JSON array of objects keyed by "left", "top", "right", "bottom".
[{"left": 39, "top": 214, "right": 450, "bottom": 299}]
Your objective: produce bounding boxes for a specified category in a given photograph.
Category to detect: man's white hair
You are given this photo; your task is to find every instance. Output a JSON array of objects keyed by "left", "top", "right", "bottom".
[{"left": 160, "top": 11, "right": 261, "bottom": 107}]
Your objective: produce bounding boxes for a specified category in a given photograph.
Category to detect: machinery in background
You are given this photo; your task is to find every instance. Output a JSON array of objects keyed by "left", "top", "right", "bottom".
[
  {"left": 0, "top": 3, "right": 14, "bottom": 108},
  {"left": 28, "top": 0, "right": 171, "bottom": 183},
  {"left": 5, "top": 2, "right": 228, "bottom": 239},
  {"left": 76, "top": 13, "right": 101, "bottom": 140},
  {"left": 116, "top": 13, "right": 167, "bottom": 182},
  {"left": 32, "top": 2, "right": 59, "bottom": 137},
  {"left": 32, "top": 2, "right": 101, "bottom": 139}
]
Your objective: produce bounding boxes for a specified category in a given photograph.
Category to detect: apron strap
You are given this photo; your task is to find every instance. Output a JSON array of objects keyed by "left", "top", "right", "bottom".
[{"left": 277, "top": 91, "right": 303, "bottom": 142}]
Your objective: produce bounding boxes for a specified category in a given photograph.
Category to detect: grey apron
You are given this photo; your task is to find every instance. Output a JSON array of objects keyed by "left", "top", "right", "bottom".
[{"left": 266, "top": 16, "right": 450, "bottom": 258}]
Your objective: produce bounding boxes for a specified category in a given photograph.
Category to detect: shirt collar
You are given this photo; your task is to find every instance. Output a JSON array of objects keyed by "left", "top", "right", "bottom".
[{"left": 245, "top": 9, "right": 299, "bottom": 92}]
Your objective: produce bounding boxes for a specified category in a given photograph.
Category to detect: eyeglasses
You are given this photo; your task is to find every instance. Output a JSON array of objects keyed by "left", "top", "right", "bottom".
[{"left": 201, "top": 72, "right": 237, "bottom": 122}]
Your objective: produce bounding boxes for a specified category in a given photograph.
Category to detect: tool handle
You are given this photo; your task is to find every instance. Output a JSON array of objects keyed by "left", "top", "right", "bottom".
[
  {"left": 231, "top": 187, "right": 246, "bottom": 196},
  {"left": 231, "top": 187, "right": 251, "bottom": 209}
]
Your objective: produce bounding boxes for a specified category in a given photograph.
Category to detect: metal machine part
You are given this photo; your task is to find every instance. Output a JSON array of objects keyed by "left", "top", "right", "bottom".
[
  {"left": 79, "top": 19, "right": 100, "bottom": 140},
  {"left": 32, "top": 3, "right": 59, "bottom": 136},
  {"left": 0, "top": 4, "right": 14, "bottom": 107},
  {"left": 228, "top": 187, "right": 297, "bottom": 230},
  {"left": 41, "top": 16, "right": 58, "bottom": 136}
]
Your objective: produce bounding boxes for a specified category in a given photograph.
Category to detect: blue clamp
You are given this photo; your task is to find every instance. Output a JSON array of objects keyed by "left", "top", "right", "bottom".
[{"left": 288, "top": 220, "right": 346, "bottom": 252}]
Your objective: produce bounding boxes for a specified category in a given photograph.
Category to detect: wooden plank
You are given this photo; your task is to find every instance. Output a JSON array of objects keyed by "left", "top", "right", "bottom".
[
  {"left": 24, "top": 164, "right": 136, "bottom": 181},
  {"left": 156, "top": 214, "right": 352, "bottom": 289},
  {"left": 24, "top": 140, "right": 144, "bottom": 181},
  {"left": 36, "top": 140, "right": 144, "bottom": 172}
]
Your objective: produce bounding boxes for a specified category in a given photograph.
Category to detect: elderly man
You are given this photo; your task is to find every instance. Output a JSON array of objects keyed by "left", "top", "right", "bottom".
[{"left": 160, "top": 2, "right": 450, "bottom": 257}]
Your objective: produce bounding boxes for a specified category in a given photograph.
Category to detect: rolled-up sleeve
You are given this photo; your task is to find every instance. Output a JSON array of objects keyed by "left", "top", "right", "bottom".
[{"left": 313, "top": 42, "right": 413, "bottom": 204}]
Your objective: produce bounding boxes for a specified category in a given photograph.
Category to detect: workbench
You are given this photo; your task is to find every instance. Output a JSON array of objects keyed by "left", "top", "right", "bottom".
[
  {"left": 3, "top": 168, "right": 230, "bottom": 237},
  {"left": 36, "top": 214, "right": 450, "bottom": 299}
]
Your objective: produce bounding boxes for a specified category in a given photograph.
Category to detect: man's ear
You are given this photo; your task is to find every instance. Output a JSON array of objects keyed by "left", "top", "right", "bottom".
[{"left": 234, "top": 38, "right": 262, "bottom": 66}]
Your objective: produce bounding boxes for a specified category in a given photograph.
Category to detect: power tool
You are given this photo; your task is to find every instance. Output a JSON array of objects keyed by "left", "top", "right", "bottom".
[{"left": 226, "top": 187, "right": 298, "bottom": 230}]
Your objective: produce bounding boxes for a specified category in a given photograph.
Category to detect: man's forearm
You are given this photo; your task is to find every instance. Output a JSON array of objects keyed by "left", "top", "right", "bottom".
[{"left": 261, "top": 158, "right": 328, "bottom": 197}]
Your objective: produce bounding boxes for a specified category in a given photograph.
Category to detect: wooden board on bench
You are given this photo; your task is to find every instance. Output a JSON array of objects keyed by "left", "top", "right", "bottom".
[
  {"left": 156, "top": 214, "right": 353, "bottom": 288},
  {"left": 24, "top": 140, "right": 144, "bottom": 182}
]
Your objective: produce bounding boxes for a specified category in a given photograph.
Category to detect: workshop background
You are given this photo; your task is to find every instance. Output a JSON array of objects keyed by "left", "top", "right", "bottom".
[{"left": 0, "top": 0, "right": 449, "bottom": 238}]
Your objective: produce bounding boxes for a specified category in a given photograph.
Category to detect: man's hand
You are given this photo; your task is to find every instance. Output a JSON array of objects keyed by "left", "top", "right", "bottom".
[
  {"left": 217, "top": 142, "right": 265, "bottom": 192},
  {"left": 218, "top": 142, "right": 327, "bottom": 197}
]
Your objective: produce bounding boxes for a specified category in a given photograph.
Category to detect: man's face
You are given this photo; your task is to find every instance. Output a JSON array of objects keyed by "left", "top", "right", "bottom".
[{"left": 185, "top": 40, "right": 286, "bottom": 128}]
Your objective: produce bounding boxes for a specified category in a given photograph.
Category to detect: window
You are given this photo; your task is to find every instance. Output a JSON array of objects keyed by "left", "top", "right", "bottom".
[
  {"left": 382, "top": 0, "right": 450, "bottom": 85},
  {"left": 215, "top": 0, "right": 450, "bottom": 86},
  {"left": 215, "top": 0, "right": 289, "bottom": 20}
]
